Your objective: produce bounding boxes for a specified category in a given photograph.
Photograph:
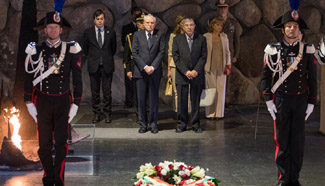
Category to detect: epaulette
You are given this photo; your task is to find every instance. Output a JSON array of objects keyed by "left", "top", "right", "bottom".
[
  {"left": 67, "top": 41, "right": 82, "bottom": 54},
  {"left": 25, "top": 42, "right": 37, "bottom": 55},
  {"left": 264, "top": 42, "right": 281, "bottom": 55},
  {"left": 306, "top": 44, "right": 315, "bottom": 54}
]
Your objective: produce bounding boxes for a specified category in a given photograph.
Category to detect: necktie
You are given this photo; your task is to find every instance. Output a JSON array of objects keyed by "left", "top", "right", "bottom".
[
  {"left": 188, "top": 37, "right": 193, "bottom": 52},
  {"left": 148, "top": 33, "right": 152, "bottom": 48},
  {"left": 98, "top": 29, "right": 103, "bottom": 48},
  {"left": 98, "top": 29, "right": 103, "bottom": 65}
]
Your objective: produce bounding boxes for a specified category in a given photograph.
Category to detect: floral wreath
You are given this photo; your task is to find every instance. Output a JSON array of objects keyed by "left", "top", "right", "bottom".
[{"left": 134, "top": 161, "right": 220, "bottom": 186}]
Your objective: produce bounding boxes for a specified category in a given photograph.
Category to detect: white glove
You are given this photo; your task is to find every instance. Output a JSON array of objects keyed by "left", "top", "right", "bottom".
[
  {"left": 25, "top": 42, "right": 37, "bottom": 55},
  {"left": 26, "top": 103, "right": 37, "bottom": 122},
  {"left": 68, "top": 104, "right": 79, "bottom": 123},
  {"left": 320, "top": 37, "right": 325, "bottom": 57},
  {"left": 266, "top": 100, "right": 277, "bottom": 120},
  {"left": 305, "top": 104, "right": 314, "bottom": 121}
]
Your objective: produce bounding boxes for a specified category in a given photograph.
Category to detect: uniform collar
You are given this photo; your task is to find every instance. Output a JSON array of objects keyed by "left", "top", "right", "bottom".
[
  {"left": 46, "top": 39, "right": 62, "bottom": 48},
  {"left": 283, "top": 40, "right": 299, "bottom": 47}
]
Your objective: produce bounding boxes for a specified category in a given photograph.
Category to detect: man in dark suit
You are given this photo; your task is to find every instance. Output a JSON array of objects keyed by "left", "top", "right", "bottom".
[
  {"left": 121, "top": 7, "right": 142, "bottom": 108},
  {"left": 132, "top": 14, "right": 165, "bottom": 134},
  {"left": 173, "top": 18, "right": 207, "bottom": 133},
  {"left": 82, "top": 9, "right": 117, "bottom": 123}
]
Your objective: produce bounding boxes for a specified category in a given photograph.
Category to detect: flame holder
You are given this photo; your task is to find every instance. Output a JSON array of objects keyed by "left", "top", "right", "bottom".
[{"left": 65, "top": 124, "right": 95, "bottom": 176}]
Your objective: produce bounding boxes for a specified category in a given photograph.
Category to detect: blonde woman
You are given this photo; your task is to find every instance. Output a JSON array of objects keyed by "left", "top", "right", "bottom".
[
  {"left": 204, "top": 17, "right": 231, "bottom": 119},
  {"left": 167, "top": 15, "right": 186, "bottom": 121}
]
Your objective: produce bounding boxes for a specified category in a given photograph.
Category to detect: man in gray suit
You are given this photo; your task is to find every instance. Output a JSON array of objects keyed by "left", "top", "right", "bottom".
[
  {"left": 132, "top": 14, "right": 165, "bottom": 134},
  {"left": 83, "top": 9, "right": 117, "bottom": 123},
  {"left": 173, "top": 18, "right": 207, "bottom": 133}
]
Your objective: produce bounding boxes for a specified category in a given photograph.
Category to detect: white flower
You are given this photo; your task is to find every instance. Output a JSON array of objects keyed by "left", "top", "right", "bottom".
[
  {"left": 190, "top": 166, "right": 205, "bottom": 178},
  {"left": 139, "top": 165, "right": 146, "bottom": 172},
  {"left": 173, "top": 161, "right": 187, "bottom": 170},
  {"left": 162, "top": 165, "right": 170, "bottom": 172},
  {"left": 145, "top": 167, "right": 156, "bottom": 176},
  {"left": 173, "top": 175, "right": 182, "bottom": 184},
  {"left": 159, "top": 161, "right": 172, "bottom": 167},
  {"left": 136, "top": 172, "right": 145, "bottom": 179},
  {"left": 161, "top": 168, "right": 168, "bottom": 176},
  {"left": 184, "top": 169, "right": 191, "bottom": 176},
  {"left": 178, "top": 170, "right": 185, "bottom": 176},
  {"left": 145, "top": 163, "right": 154, "bottom": 169}
]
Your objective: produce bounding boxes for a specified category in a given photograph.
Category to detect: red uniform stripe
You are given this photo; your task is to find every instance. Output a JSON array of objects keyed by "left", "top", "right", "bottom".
[
  {"left": 273, "top": 120, "right": 283, "bottom": 182},
  {"left": 59, "top": 144, "right": 69, "bottom": 185},
  {"left": 40, "top": 160, "right": 46, "bottom": 178}
]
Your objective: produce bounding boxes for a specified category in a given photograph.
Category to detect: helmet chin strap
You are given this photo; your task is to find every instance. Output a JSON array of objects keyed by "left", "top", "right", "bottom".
[{"left": 284, "top": 32, "right": 298, "bottom": 40}]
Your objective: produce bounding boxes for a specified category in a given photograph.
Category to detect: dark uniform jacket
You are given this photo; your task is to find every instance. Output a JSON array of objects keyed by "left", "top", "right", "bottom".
[
  {"left": 172, "top": 32, "right": 207, "bottom": 85},
  {"left": 223, "top": 17, "right": 241, "bottom": 59},
  {"left": 261, "top": 41, "right": 317, "bottom": 104},
  {"left": 121, "top": 22, "right": 137, "bottom": 47},
  {"left": 24, "top": 41, "right": 82, "bottom": 105},
  {"left": 82, "top": 26, "right": 117, "bottom": 74},
  {"left": 123, "top": 33, "right": 135, "bottom": 73}
]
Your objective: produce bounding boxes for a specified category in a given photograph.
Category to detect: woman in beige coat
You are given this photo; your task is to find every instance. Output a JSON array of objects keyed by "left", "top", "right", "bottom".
[
  {"left": 167, "top": 15, "right": 187, "bottom": 121},
  {"left": 204, "top": 17, "right": 231, "bottom": 119}
]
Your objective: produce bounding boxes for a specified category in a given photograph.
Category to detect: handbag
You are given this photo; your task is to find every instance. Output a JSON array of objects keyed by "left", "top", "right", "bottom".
[
  {"left": 200, "top": 88, "right": 216, "bottom": 107},
  {"left": 165, "top": 78, "right": 173, "bottom": 96}
]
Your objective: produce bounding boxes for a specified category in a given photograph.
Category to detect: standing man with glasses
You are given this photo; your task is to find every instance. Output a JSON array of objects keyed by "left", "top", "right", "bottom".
[
  {"left": 132, "top": 14, "right": 165, "bottom": 134},
  {"left": 83, "top": 9, "right": 117, "bottom": 123},
  {"left": 172, "top": 18, "right": 207, "bottom": 133}
]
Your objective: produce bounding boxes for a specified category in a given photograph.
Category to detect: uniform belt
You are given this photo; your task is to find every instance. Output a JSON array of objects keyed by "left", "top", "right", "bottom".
[
  {"left": 35, "top": 88, "right": 70, "bottom": 96},
  {"left": 275, "top": 90, "right": 307, "bottom": 98}
]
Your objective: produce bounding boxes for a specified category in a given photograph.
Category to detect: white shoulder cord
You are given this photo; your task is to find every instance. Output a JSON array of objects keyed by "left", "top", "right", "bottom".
[
  {"left": 264, "top": 50, "right": 283, "bottom": 78},
  {"left": 270, "top": 42, "right": 304, "bottom": 93},
  {"left": 25, "top": 50, "right": 44, "bottom": 90},
  {"left": 25, "top": 51, "right": 44, "bottom": 77}
]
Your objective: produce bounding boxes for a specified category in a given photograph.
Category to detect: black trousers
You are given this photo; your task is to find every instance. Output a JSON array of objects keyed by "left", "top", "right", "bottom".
[
  {"left": 132, "top": 78, "right": 138, "bottom": 118},
  {"left": 34, "top": 90, "right": 70, "bottom": 186},
  {"left": 124, "top": 69, "right": 134, "bottom": 106},
  {"left": 176, "top": 82, "right": 203, "bottom": 129},
  {"left": 136, "top": 75, "right": 161, "bottom": 129},
  {"left": 274, "top": 93, "right": 307, "bottom": 185},
  {"left": 89, "top": 66, "right": 113, "bottom": 116}
]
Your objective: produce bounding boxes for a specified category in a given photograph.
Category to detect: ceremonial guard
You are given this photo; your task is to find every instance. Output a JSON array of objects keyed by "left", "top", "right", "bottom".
[
  {"left": 261, "top": 6, "right": 317, "bottom": 186},
  {"left": 216, "top": 0, "right": 241, "bottom": 63},
  {"left": 24, "top": 11, "right": 82, "bottom": 186},
  {"left": 315, "top": 37, "right": 325, "bottom": 134},
  {"left": 123, "top": 13, "right": 145, "bottom": 120}
]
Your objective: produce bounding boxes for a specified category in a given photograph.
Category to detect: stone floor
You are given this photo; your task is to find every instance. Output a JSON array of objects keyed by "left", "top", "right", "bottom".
[{"left": 0, "top": 104, "right": 324, "bottom": 186}]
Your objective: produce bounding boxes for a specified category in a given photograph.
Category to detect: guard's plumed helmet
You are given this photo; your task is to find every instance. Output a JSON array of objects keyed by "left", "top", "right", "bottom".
[
  {"left": 272, "top": 10, "right": 308, "bottom": 29},
  {"left": 35, "top": 11, "right": 71, "bottom": 29}
]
